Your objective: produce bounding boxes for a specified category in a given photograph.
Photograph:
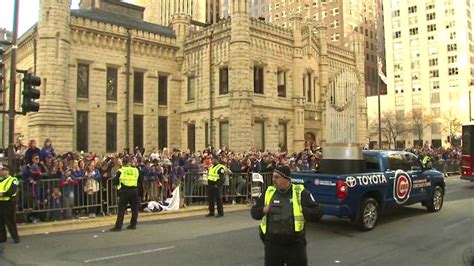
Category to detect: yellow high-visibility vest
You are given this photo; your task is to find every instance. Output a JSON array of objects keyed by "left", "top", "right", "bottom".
[
  {"left": 117, "top": 166, "right": 139, "bottom": 190},
  {"left": 422, "top": 155, "right": 430, "bottom": 167},
  {"left": 0, "top": 175, "right": 18, "bottom": 201},
  {"left": 208, "top": 164, "right": 224, "bottom": 182},
  {"left": 260, "top": 184, "right": 305, "bottom": 234}
]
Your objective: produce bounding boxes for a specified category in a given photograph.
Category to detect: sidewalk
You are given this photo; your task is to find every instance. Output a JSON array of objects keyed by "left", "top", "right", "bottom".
[{"left": 17, "top": 204, "right": 251, "bottom": 236}]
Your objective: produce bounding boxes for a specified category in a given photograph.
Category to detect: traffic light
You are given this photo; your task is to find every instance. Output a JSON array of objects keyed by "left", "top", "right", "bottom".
[{"left": 22, "top": 72, "right": 41, "bottom": 113}]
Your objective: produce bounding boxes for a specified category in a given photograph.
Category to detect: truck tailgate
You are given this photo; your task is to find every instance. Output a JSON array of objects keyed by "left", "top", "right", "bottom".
[{"left": 292, "top": 172, "right": 339, "bottom": 204}]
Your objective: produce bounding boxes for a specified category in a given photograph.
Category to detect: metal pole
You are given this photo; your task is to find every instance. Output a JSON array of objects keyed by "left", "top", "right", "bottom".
[
  {"left": 209, "top": 30, "right": 214, "bottom": 148},
  {"left": 1, "top": 50, "right": 5, "bottom": 149},
  {"left": 125, "top": 29, "right": 131, "bottom": 153},
  {"left": 8, "top": 0, "right": 19, "bottom": 169},
  {"left": 377, "top": 58, "right": 382, "bottom": 149},
  {"left": 469, "top": 90, "right": 472, "bottom": 121}
]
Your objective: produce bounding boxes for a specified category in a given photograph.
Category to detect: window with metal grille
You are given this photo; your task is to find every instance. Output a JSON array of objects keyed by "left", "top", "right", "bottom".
[
  {"left": 219, "top": 66, "right": 229, "bottom": 95},
  {"left": 254, "top": 65, "right": 264, "bottom": 94},
  {"left": 277, "top": 70, "right": 286, "bottom": 97},
  {"left": 187, "top": 75, "right": 195, "bottom": 101},
  {"left": 133, "top": 71, "right": 144, "bottom": 103},
  {"left": 77, "top": 63, "right": 89, "bottom": 99}
]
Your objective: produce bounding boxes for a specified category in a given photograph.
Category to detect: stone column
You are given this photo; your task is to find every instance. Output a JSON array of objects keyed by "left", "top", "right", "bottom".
[
  {"left": 32, "top": 0, "right": 74, "bottom": 152},
  {"left": 229, "top": 0, "right": 252, "bottom": 152},
  {"left": 290, "top": 13, "right": 305, "bottom": 152},
  {"left": 170, "top": 13, "right": 191, "bottom": 65},
  {"left": 171, "top": 13, "right": 191, "bottom": 150}
]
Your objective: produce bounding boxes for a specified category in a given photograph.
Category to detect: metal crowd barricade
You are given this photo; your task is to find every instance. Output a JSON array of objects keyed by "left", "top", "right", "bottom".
[
  {"left": 182, "top": 172, "right": 209, "bottom": 205},
  {"left": 181, "top": 172, "right": 275, "bottom": 204},
  {"left": 432, "top": 160, "right": 461, "bottom": 175},
  {"left": 432, "top": 161, "right": 446, "bottom": 175},
  {"left": 16, "top": 171, "right": 277, "bottom": 222},
  {"left": 445, "top": 160, "right": 461, "bottom": 174},
  {"left": 106, "top": 178, "right": 119, "bottom": 214},
  {"left": 17, "top": 178, "right": 103, "bottom": 221},
  {"left": 222, "top": 173, "right": 251, "bottom": 203},
  {"left": 249, "top": 172, "right": 272, "bottom": 201},
  {"left": 142, "top": 177, "right": 168, "bottom": 206}
]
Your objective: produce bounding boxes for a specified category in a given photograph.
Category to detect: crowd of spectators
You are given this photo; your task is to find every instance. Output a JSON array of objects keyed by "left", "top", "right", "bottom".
[
  {"left": 11, "top": 137, "right": 323, "bottom": 223},
  {"left": 404, "top": 145, "right": 462, "bottom": 162}
]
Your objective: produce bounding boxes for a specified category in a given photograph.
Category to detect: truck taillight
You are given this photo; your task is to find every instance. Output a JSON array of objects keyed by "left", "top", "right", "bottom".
[{"left": 336, "top": 180, "right": 348, "bottom": 199}]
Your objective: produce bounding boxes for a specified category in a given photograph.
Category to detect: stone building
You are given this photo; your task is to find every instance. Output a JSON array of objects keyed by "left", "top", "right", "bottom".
[{"left": 2, "top": 0, "right": 366, "bottom": 154}]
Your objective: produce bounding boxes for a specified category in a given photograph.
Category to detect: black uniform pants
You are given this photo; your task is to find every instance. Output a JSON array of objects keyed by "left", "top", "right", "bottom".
[
  {"left": 114, "top": 188, "right": 139, "bottom": 229},
  {"left": 207, "top": 184, "right": 223, "bottom": 215},
  {"left": 0, "top": 201, "right": 19, "bottom": 242},
  {"left": 264, "top": 241, "right": 307, "bottom": 266}
]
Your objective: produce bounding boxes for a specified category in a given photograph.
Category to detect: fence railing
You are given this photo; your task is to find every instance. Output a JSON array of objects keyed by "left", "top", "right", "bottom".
[
  {"left": 431, "top": 160, "right": 461, "bottom": 175},
  {"left": 181, "top": 172, "right": 273, "bottom": 205},
  {"left": 17, "top": 178, "right": 103, "bottom": 222},
  {"left": 15, "top": 172, "right": 274, "bottom": 221}
]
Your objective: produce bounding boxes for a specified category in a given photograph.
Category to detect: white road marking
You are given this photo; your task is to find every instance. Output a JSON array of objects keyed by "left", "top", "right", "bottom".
[
  {"left": 84, "top": 246, "right": 175, "bottom": 263},
  {"left": 444, "top": 218, "right": 472, "bottom": 230},
  {"left": 446, "top": 188, "right": 465, "bottom": 194}
]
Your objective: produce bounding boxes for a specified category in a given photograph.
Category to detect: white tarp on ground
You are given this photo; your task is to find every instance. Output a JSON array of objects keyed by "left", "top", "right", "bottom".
[{"left": 158, "top": 185, "right": 180, "bottom": 211}]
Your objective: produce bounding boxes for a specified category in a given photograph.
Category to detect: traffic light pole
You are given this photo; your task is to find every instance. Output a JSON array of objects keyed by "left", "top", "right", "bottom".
[{"left": 8, "top": 0, "right": 19, "bottom": 169}]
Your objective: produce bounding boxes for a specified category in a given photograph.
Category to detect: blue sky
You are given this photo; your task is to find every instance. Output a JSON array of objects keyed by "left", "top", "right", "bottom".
[
  {"left": 0, "top": 0, "right": 133, "bottom": 37},
  {"left": 0, "top": 0, "right": 80, "bottom": 36}
]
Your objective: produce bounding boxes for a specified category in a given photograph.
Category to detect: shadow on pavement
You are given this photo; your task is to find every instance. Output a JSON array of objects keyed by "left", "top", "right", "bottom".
[{"left": 306, "top": 205, "right": 431, "bottom": 234}]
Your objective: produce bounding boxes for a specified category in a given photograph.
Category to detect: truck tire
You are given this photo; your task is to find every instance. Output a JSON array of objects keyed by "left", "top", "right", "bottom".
[
  {"left": 355, "top": 198, "right": 379, "bottom": 231},
  {"left": 426, "top": 186, "right": 444, "bottom": 212}
]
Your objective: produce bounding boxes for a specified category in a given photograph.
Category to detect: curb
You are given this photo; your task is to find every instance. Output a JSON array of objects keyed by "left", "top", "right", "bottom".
[{"left": 18, "top": 204, "right": 251, "bottom": 236}]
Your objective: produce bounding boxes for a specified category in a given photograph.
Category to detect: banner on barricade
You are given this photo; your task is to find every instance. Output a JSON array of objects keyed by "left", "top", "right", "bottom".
[
  {"left": 252, "top": 173, "right": 264, "bottom": 183},
  {"left": 251, "top": 186, "right": 261, "bottom": 197},
  {"left": 198, "top": 173, "right": 208, "bottom": 186}
]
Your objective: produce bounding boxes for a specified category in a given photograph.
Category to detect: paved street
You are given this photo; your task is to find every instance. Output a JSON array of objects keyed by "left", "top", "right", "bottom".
[{"left": 1, "top": 176, "right": 472, "bottom": 266}]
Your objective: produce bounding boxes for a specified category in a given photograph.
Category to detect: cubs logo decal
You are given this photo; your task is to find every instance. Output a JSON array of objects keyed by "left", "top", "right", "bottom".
[{"left": 393, "top": 170, "right": 412, "bottom": 204}]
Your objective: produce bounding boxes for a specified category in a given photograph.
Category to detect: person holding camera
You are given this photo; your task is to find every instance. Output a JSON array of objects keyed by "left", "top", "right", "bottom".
[{"left": 251, "top": 165, "right": 322, "bottom": 266}]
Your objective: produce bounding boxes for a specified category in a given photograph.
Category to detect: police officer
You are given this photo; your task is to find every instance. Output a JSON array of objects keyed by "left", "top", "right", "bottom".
[
  {"left": 206, "top": 156, "right": 227, "bottom": 218},
  {"left": 251, "top": 165, "right": 322, "bottom": 266},
  {"left": 0, "top": 163, "right": 20, "bottom": 243},
  {"left": 110, "top": 157, "right": 140, "bottom": 231},
  {"left": 421, "top": 154, "right": 432, "bottom": 169}
]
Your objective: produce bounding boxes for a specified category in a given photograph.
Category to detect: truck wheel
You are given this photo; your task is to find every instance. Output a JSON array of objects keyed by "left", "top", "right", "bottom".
[
  {"left": 355, "top": 198, "right": 379, "bottom": 231},
  {"left": 426, "top": 186, "right": 444, "bottom": 212}
]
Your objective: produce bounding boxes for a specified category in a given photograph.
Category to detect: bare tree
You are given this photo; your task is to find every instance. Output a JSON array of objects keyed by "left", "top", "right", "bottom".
[
  {"left": 442, "top": 114, "right": 462, "bottom": 147},
  {"left": 408, "top": 109, "right": 433, "bottom": 147},
  {"left": 367, "top": 117, "right": 380, "bottom": 147},
  {"left": 381, "top": 110, "right": 408, "bottom": 149}
]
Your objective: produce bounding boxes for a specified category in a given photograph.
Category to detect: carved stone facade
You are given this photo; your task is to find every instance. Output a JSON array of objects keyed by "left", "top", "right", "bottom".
[{"left": 2, "top": 0, "right": 366, "bottom": 154}]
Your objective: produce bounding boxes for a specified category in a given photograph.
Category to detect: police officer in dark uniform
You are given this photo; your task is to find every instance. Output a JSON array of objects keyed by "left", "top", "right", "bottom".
[
  {"left": 0, "top": 163, "right": 20, "bottom": 243},
  {"left": 110, "top": 157, "right": 140, "bottom": 231},
  {"left": 251, "top": 165, "right": 322, "bottom": 266},
  {"left": 206, "top": 156, "right": 227, "bottom": 218}
]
